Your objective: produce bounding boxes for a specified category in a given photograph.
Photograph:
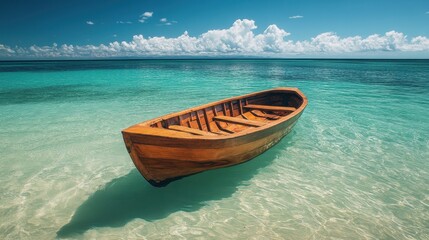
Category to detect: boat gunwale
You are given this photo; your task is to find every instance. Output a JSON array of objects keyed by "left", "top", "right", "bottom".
[{"left": 122, "top": 87, "right": 308, "bottom": 140}]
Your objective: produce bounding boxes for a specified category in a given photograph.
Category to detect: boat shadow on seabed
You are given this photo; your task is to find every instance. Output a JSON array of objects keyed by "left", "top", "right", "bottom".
[{"left": 56, "top": 131, "right": 297, "bottom": 238}]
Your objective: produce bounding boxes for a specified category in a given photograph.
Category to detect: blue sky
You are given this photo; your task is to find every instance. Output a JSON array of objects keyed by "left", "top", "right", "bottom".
[{"left": 1, "top": 0, "right": 428, "bottom": 58}]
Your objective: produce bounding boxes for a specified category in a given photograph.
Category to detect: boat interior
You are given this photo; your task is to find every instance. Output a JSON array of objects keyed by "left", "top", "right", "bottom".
[{"left": 149, "top": 90, "right": 304, "bottom": 136}]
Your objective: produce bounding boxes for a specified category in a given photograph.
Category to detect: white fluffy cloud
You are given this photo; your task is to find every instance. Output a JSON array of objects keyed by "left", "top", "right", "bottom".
[
  {"left": 289, "top": 16, "right": 303, "bottom": 19},
  {"left": 1, "top": 19, "right": 429, "bottom": 58},
  {"left": 139, "top": 12, "right": 153, "bottom": 23},
  {"left": 86, "top": 21, "right": 94, "bottom": 25},
  {"left": 143, "top": 12, "right": 153, "bottom": 17},
  {"left": 159, "top": 18, "right": 177, "bottom": 26}
]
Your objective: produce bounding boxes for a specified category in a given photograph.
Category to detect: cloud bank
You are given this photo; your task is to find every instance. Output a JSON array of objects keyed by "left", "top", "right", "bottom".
[{"left": 1, "top": 19, "right": 428, "bottom": 59}]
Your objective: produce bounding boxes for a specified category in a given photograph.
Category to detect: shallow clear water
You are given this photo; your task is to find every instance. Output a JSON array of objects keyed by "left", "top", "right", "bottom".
[{"left": 0, "top": 59, "right": 428, "bottom": 239}]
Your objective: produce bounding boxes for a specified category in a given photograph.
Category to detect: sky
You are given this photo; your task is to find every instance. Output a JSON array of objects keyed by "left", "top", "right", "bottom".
[{"left": 0, "top": 0, "right": 428, "bottom": 59}]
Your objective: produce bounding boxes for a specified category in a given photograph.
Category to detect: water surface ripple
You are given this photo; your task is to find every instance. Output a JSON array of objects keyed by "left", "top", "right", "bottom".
[{"left": 0, "top": 59, "right": 428, "bottom": 239}]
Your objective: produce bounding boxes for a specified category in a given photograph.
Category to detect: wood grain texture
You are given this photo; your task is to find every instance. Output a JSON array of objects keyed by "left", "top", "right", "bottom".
[
  {"left": 122, "top": 87, "right": 308, "bottom": 186},
  {"left": 243, "top": 104, "right": 297, "bottom": 112},
  {"left": 213, "top": 115, "right": 265, "bottom": 127},
  {"left": 168, "top": 125, "right": 218, "bottom": 136}
]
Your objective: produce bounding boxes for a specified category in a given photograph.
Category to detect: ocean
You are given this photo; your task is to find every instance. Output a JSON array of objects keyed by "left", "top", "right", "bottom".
[{"left": 0, "top": 59, "right": 428, "bottom": 239}]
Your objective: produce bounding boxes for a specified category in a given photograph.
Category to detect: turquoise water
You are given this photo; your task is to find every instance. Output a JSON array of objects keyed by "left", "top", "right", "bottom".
[{"left": 0, "top": 59, "right": 428, "bottom": 239}]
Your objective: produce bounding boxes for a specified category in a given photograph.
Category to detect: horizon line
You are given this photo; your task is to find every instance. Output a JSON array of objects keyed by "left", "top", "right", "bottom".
[{"left": 1, "top": 57, "right": 429, "bottom": 63}]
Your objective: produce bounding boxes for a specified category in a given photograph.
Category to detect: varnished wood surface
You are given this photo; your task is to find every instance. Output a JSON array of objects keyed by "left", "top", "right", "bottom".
[
  {"left": 122, "top": 87, "right": 308, "bottom": 186},
  {"left": 168, "top": 125, "right": 218, "bottom": 136},
  {"left": 243, "top": 104, "right": 297, "bottom": 112},
  {"left": 250, "top": 110, "right": 280, "bottom": 120},
  {"left": 213, "top": 115, "right": 265, "bottom": 127}
]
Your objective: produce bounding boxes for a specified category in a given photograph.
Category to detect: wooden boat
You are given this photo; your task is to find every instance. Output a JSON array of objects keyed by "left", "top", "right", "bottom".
[{"left": 122, "top": 87, "right": 308, "bottom": 186}]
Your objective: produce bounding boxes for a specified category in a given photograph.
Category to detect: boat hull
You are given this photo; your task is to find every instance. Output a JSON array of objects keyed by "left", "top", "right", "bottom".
[{"left": 122, "top": 111, "right": 303, "bottom": 186}]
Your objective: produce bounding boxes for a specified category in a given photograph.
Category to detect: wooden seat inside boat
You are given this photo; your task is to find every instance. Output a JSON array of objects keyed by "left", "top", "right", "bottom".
[
  {"left": 213, "top": 115, "right": 265, "bottom": 127},
  {"left": 168, "top": 125, "right": 218, "bottom": 136},
  {"left": 243, "top": 104, "right": 297, "bottom": 112}
]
